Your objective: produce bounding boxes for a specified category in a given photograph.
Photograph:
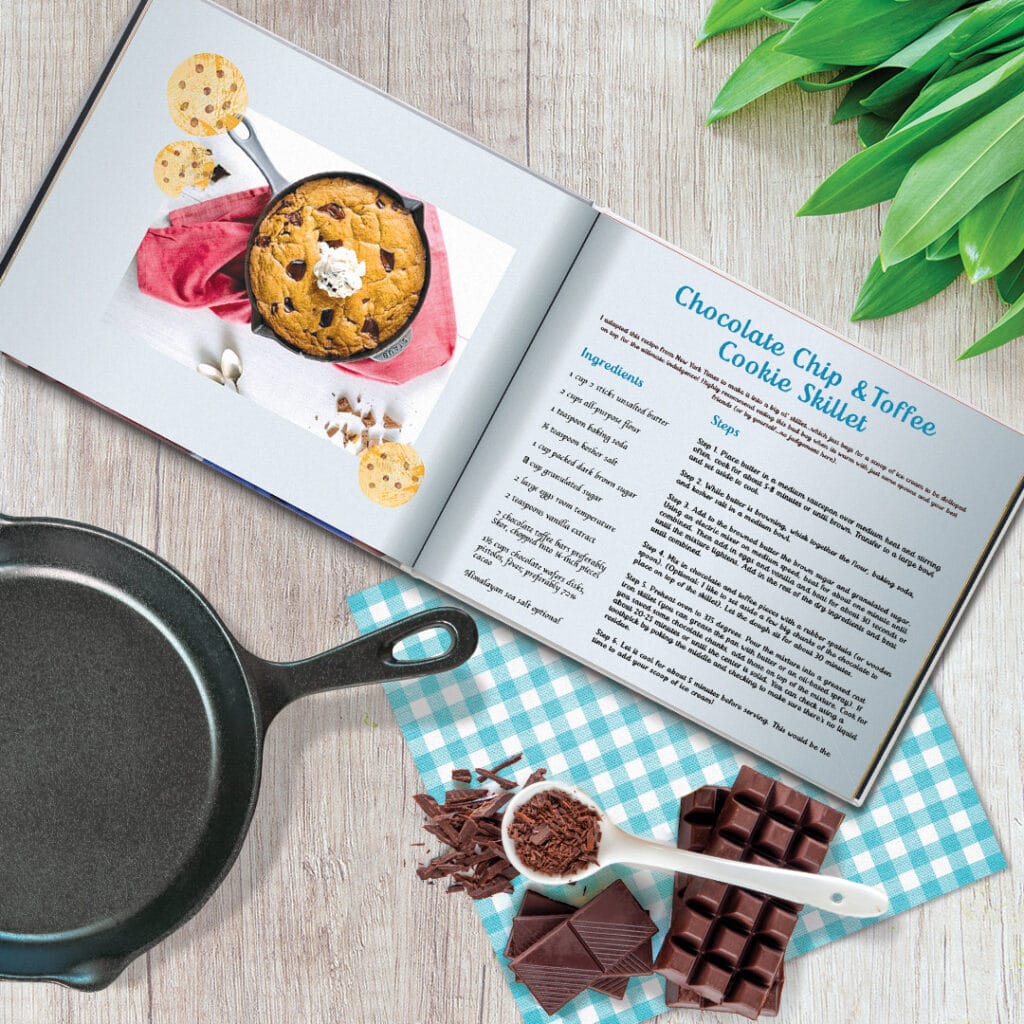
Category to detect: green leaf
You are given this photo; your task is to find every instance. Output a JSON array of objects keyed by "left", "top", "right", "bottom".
[
  {"left": 857, "top": 10, "right": 977, "bottom": 118},
  {"left": 778, "top": 0, "right": 967, "bottom": 66},
  {"left": 799, "top": 48, "right": 1024, "bottom": 215},
  {"left": 852, "top": 252, "right": 962, "bottom": 320},
  {"left": 958, "top": 171, "right": 1024, "bottom": 282},
  {"left": 832, "top": 71, "right": 899, "bottom": 123},
  {"left": 857, "top": 113, "right": 894, "bottom": 146},
  {"left": 698, "top": 0, "right": 792, "bottom": 45},
  {"left": 925, "top": 225, "right": 959, "bottom": 260},
  {"left": 881, "top": 89, "right": 1024, "bottom": 267},
  {"left": 768, "top": 1, "right": 819, "bottom": 25},
  {"left": 948, "top": 1, "right": 1024, "bottom": 62},
  {"left": 707, "top": 31, "right": 833, "bottom": 123},
  {"left": 891, "top": 49, "right": 1024, "bottom": 133},
  {"left": 958, "top": 290, "right": 1024, "bottom": 358},
  {"left": 996, "top": 249, "right": 1024, "bottom": 303}
]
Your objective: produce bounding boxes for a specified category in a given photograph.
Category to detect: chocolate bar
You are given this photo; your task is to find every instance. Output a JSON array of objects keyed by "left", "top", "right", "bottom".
[
  {"left": 506, "top": 880, "right": 656, "bottom": 1014},
  {"left": 661, "top": 786, "right": 784, "bottom": 1017},
  {"left": 654, "top": 768, "right": 844, "bottom": 1018}
]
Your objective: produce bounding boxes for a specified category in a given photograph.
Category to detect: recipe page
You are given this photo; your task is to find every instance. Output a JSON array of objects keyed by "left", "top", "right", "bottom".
[{"left": 417, "top": 214, "right": 1024, "bottom": 803}]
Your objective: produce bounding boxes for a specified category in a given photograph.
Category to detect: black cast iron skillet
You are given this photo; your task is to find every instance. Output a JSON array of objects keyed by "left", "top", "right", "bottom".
[
  {"left": 0, "top": 512, "right": 476, "bottom": 990},
  {"left": 229, "top": 118, "right": 433, "bottom": 363}
]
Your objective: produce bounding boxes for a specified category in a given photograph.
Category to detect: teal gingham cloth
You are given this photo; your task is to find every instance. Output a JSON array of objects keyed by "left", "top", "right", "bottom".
[{"left": 348, "top": 577, "right": 1005, "bottom": 1024}]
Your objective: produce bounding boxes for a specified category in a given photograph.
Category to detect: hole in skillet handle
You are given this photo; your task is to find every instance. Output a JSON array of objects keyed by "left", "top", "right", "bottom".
[
  {"left": 376, "top": 608, "right": 478, "bottom": 676},
  {"left": 391, "top": 624, "right": 454, "bottom": 662},
  {"left": 315, "top": 606, "right": 478, "bottom": 690}
]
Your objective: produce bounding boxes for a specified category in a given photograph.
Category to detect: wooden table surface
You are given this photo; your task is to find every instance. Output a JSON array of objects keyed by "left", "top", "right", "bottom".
[{"left": 1, "top": 2, "right": 1021, "bottom": 1022}]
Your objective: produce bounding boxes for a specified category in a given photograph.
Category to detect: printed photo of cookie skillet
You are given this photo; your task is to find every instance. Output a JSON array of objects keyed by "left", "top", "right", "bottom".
[{"left": 231, "top": 119, "right": 431, "bottom": 361}]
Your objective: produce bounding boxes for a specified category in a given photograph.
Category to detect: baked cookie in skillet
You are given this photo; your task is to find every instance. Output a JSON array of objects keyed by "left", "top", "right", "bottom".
[
  {"left": 168, "top": 53, "right": 248, "bottom": 136},
  {"left": 248, "top": 176, "right": 427, "bottom": 359}
]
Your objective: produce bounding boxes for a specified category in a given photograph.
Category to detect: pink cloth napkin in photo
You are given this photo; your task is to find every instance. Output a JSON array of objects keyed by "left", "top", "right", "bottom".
[{"left": 136, "top": 186, "right": 458, "bottom": 386}]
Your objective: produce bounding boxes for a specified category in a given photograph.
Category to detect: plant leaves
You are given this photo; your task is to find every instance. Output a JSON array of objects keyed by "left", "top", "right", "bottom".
[
  {"left": 958, "top": 171, "right": 1024, "bottom": 282},
  {"left": 857, "top": 113, "right": 894, "bottom": 146},
  {"left": 881, "top": 88, "right": 1024, "bottom": 267},
  {"left": 799, "top": 48, "right": 1024, "bottom": 215},
  {"left": 852, "top": 252, "right": 962, "bottom": 320},
  {"left": 768, "top": 1, "right": 819, "bottom": 25},
  {"left": 707, "top": 30, "right": 833, "bottom": 123},
  {"left": 698, "top": 0, "right": 793, "bottom": 45},
  {"left": 778, "top": 0, "right": 968, "bottom": 66},
  {"left": 958, "top": 289, "right": 1024, "bottom": 358},
  {"left": 996, "top": 249, "right": 1024, "bottom": 303},
  {"left": 891, "top": 48, "right": 1024, "bottom": 133},
  {"left": 832, "top": 71, "right": 899, "bottom": 123},
  {"left": 925, "top": 225, "right": 959, "bottom": 260}
]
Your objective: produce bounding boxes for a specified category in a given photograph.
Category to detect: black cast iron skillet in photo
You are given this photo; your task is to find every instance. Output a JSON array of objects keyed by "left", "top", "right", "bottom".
[
  {"left": 228, "top": 117, "right": 432, "bottom": 363},
  {"left": 0, "top": 512, "right": 477, "bottom": 990}
]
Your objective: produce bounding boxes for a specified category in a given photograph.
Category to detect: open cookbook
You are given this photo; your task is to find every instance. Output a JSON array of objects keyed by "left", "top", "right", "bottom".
[{"left": 2, "top": 0, "right": 1023, "bottom": 805}]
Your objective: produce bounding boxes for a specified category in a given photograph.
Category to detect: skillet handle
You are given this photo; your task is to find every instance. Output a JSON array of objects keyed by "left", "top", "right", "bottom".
[
  {"left": 247, "top": 607, "right": 478, "bottom": 727},
  {"left": 227, "top": 116, "right": 291, "bottom": 194}
]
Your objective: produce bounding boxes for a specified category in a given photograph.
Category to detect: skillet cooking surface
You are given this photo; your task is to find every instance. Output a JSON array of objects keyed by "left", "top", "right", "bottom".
[
  {"left": 0, "top": 571, "right": 214, "bottom": 931},
  {"left": 0, "top": 522, "right": 259, "bottom": 942}
]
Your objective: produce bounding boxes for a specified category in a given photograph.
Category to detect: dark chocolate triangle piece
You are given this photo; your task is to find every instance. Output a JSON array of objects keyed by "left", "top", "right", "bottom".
[
  {"left": 607, "top": 937, "right": 653, "bottom": 977},
  {"left": 590, "top": 974, "right": 630, "bottom": 999},
  {"left": 568, "top": 879, "right": 657, "bottom": 972},
  {"left": 512, "top": 920, "right": 602, "bottom": 1015},
  {"left": 520, "top": 890, "right": 575, "bottom": 917},
  {"left": 505, "top": 914, "right": 573, "bottom": 959}
]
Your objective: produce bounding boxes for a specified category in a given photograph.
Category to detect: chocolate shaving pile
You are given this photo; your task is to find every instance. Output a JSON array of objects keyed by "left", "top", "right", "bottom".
[
  {"left": 412, "top": 753, "right": 548, "bottom": 899},
  {"left": 507, "top": 790, "right": 601, "bottom": 877}
]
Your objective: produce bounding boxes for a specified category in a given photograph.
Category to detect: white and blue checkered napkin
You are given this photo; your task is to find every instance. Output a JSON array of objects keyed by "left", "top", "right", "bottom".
[{"left": 348, "top": 577, "right": 1005, "bottom": 1024}]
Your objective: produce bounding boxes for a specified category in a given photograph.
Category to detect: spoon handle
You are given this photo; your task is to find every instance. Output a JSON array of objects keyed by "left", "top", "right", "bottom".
[{"left": 608, "top": 832, "right": 888, "bottom": 918}]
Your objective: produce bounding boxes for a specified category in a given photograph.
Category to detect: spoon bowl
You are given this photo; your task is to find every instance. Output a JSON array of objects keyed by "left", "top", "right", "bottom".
[{"left": 501, "top": 780, "right": 889, "bottom": 919}]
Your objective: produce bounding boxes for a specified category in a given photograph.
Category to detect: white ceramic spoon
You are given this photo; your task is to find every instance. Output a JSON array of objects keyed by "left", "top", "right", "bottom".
[{"left": 501, "top": 781, "right": 889, "bottom": 919}]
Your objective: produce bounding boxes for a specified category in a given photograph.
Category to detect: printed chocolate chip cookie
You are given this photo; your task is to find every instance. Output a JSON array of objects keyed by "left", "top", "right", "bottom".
[
  {"left": 168, "top": 53, "right": 248, "bottom": 136},
  {"left": 153, "top": 140, "right": 215, "bottom": 197},
  {"left": 358, "top": 442, "right": 424, "bottom": 508},
  {"left": 248, "top": 175, "right": 427, "bottom": 359}
]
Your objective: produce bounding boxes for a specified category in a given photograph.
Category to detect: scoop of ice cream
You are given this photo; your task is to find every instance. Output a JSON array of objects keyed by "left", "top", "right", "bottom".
[{"left": 314, "top": 242, "right": 366, "bottom": 298}]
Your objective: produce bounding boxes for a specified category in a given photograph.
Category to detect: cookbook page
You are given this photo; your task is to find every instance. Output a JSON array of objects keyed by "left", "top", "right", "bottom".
[
  {"left": 417, "top": 213, "right": 1024, "bottom": 803},
  {"left": 0, "top": 0, "right": 597, "bottom": 566}
]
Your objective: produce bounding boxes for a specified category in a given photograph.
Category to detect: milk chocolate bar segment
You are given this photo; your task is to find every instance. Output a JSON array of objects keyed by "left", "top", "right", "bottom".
[{"left": 655, "top": 770, "right": 845, "bottom": 1017}]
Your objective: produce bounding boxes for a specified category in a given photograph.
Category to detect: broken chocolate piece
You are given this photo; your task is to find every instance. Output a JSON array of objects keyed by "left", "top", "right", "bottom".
[
  {"left": 380, "top": 248, "right": 395, "bottom": 272},
  {"left": 566, "top": 879, "right": 657, "bottom": 973},
  {"left": 286, "top": 259, "right": 307, "bottom": 281},
  {"left": 507, "top": 882, "right": 656, "bottom": 1012},
  {"left": 361, "top": 317, "right": 380, "bottom": 341},
  {"left": 319, "top": 308, "right": 335, "bottom": 328},
  {"left": 382, "top": 414, "right": 402, "bottom": 430},
  {"left": 255, "top": 234, "right": 271, "bottom": 248},
  {"left": 361, "top": 410, "right": 376, "bottom": 428},
  {"left": 451, "top": 768, "right": 473, "bottom": 783},
  {"left": 412, "top": 754, "right": 537, "bottom": 900},
  {"left": 283, "top": 296, "right": 295, "bottom": 312},
  {"left": 317, "top": 202, "right": 346, "bottom": 219},
  {"left": 512, "top": 920, "right": 603, "bottom": 1014},
  {"left": 210, "top": 164, "right": 230, "bottom": 183},
  {"left": 284, "top": 210, "right": 303, "bottom": 226},
  {"left": 336, "top": 396, "right": 353, "bottom": 414}
]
